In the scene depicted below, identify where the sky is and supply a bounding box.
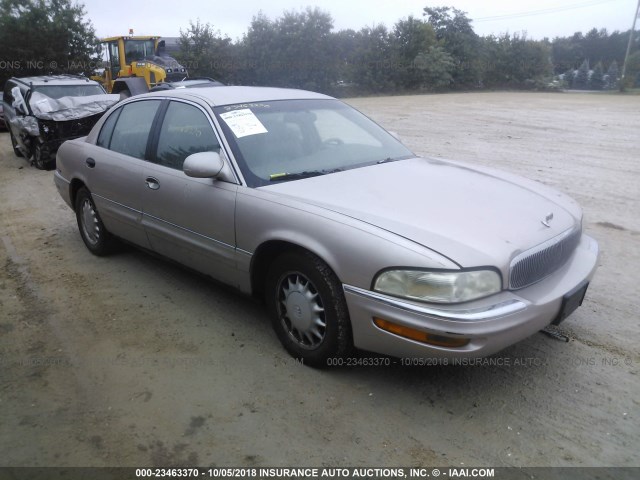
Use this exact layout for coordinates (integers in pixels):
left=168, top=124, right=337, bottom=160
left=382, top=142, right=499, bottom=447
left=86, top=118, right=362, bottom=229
left=80, top=0, right=639, bottom=41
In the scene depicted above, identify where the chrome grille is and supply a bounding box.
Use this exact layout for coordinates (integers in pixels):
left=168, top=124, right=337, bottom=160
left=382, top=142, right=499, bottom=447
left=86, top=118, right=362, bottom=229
left=509, top=228, right=582, bottom=289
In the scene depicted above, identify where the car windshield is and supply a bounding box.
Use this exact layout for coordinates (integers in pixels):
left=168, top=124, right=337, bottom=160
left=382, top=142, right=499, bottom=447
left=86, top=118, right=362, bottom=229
left=32, top=84, right=105, bottom=99
left=214, top=99, right=414, bottom=187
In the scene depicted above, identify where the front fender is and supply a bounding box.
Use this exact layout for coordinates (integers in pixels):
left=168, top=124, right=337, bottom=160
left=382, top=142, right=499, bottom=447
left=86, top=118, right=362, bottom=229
left=235, top=188, right=458, bottom=290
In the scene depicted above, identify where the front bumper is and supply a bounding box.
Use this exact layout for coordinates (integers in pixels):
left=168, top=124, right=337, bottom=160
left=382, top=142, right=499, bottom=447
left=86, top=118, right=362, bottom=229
left=343, top=234, right=599, bottom=359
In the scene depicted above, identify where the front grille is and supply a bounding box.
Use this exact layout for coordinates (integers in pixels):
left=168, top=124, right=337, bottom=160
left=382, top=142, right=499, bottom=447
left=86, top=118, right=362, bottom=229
left=41, top=112, right=103, bottom=140
left=165, top=72, right=187, bottom=82
left=509, top=228, right=582, bottom=289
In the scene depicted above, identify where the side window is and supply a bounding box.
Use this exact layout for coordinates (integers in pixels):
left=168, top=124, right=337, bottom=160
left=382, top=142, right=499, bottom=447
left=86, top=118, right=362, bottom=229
left=96, top=107, right=122, bottom=148
left=109, top=100, right=160, bottom=159
left=108, top=41, right=121, bottom=79
left=155, top=102, right=220, bottom=170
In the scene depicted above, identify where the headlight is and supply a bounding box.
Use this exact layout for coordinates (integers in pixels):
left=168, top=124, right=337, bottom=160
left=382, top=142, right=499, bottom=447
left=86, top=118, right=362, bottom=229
left=373, top=269, right=501, bottom=304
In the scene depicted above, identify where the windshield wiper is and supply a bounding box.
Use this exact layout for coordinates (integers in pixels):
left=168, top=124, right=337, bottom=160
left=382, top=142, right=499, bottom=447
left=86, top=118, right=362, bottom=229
left=376, top=155, right=414, bottom=165
left=377, top=157, right=400, bottom=164
left=269, top=168, right=342, bottom=182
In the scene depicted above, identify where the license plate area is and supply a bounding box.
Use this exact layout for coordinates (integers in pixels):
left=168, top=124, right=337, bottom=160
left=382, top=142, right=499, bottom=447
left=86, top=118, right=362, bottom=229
left=552, top=281, right=589, bottom=325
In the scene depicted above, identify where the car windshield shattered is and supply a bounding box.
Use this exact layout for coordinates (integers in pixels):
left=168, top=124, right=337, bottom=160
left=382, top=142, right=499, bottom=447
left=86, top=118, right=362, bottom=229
left=214, top=99, right=414, bottom=187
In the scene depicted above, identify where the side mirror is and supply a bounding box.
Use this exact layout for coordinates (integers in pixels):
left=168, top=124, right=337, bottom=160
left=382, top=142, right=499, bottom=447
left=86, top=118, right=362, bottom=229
left=183, top=151, right=224, bottom=178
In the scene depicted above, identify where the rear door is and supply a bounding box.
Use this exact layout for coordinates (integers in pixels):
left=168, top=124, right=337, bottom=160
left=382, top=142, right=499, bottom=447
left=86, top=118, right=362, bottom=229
left=140, top=99, right=238, bottom=282
left=87, top=99, right=162, bottom=248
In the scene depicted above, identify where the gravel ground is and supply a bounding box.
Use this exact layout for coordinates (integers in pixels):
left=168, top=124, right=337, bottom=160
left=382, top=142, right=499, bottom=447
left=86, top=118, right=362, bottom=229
left=0, top=91, right=638, bottom=471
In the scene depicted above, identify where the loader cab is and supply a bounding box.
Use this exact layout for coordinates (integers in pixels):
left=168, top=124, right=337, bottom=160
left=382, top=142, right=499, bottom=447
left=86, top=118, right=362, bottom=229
left=124, top=38, right=156, bottom=64
left=105, top=40, right=122, bottom=81
left=97, top=35, right=188, bottom=96
left=103, top=37, right=158, bottom=80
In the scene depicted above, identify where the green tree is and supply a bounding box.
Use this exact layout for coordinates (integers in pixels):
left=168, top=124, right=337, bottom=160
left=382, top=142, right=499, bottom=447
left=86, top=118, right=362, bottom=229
left=550, top=28, right=637, bottom=75
left=481, top=33, right=552, bottom=88
left=573, top=59, right=590, bottom=89
left=239, top=8, right=338, bottom=92
left=236, top=11, right=274, bottom=86
left=0, top=0, right=100, bottom=87
left=563, top=67, right=575, bottom=88
left=347, top=24, right=396, bottom=93
left=413, top=46, right=455, bottom=89
left=177, top=20, right=235, bottom=81
left=423, top=6, right=481, bottom=87
left=622, top=51, right=640, bottom=89
left=589, top=62, right=604, bottom=90
left=332, top=28, right=358, bottom=85
left=605, top=60, right=619, bottom=89
left=391, top=15, right=455, bottom=91
left=551, top=33, right=585, bottom=74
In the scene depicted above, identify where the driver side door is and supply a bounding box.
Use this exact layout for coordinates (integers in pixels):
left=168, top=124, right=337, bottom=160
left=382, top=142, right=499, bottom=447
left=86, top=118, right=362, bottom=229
left=141, top=100, right=239, bottom=284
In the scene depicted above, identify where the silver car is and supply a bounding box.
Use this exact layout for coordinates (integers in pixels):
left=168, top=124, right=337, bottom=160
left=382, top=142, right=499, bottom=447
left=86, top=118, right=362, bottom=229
left=54, top=87, right=599, bottom=367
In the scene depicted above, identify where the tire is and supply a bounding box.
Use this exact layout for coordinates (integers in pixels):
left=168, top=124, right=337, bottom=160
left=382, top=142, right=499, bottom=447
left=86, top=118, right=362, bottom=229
left=33, top=143, right=49, bottom=170
left=265, top=250, right=352, bottom=367
left=75, top=187, right=116, bottom=256
left=9, top=130, right=23, bottom=157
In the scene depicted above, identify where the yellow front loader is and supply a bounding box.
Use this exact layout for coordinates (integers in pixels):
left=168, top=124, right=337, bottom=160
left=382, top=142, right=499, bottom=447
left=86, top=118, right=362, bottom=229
left=93, top=34, right=188, bottom=98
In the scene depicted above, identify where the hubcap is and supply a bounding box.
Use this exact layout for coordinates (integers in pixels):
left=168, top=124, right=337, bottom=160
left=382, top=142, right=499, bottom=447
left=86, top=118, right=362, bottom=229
left=277, top=273, right=326, bottom=349
left=81, top=198, right=100, bottom=246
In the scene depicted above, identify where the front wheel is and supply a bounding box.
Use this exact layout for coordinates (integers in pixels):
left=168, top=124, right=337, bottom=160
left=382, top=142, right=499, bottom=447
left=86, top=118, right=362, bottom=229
left=265, top=251, right=352, bottom=367
left=9, top=130, right=23, bottom=157
left=75, top=187, right=116, bottom=256
left=33, top=143, right=50, bottom=170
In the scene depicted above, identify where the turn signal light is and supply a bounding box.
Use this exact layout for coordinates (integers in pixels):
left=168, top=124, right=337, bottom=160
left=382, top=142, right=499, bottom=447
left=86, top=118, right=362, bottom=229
left=373, top=317, right=470, bottom=348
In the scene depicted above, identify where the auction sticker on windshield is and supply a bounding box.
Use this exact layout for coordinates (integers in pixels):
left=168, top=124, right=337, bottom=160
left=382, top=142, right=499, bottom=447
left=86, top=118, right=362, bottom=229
left=219, top=109, right=268, bottom=138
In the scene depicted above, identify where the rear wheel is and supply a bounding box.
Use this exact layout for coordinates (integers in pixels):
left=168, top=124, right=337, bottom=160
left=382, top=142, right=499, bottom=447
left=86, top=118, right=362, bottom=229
left=9, top=130, right=23, bottom=157
left=265, top=251, right=352, bottom=367
left=75, top=187, right=116, bottom=256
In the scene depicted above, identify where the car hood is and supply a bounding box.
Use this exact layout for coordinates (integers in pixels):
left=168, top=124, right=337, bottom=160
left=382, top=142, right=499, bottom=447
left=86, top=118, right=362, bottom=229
left=261, top=157, right=580, bottom=270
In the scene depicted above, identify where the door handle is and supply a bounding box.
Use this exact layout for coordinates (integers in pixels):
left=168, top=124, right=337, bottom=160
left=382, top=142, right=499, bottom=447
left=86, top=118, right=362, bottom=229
left=86, top=157, right=96, bottom=168
left=145, top=177, right=160, bottom=190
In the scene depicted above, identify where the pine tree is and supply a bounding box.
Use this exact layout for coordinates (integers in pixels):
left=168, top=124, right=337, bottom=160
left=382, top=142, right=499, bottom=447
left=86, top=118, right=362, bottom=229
left=573, top=59, right=590, bottom=89
left=589, top=62, right=605, bottom=90
left=563, top=68, right=575, bottom=88
left=605, top=60, right=619, bottom=89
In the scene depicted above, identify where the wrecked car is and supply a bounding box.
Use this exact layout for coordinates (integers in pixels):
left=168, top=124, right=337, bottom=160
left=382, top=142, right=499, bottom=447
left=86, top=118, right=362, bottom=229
left=2, top=75, right=119, bottom=169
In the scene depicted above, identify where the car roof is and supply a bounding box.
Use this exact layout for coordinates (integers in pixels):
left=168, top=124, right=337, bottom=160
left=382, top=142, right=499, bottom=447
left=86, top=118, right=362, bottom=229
left=140, top=85, right=334, bottom=106
left=148, top=78, right=225, bottom=92
left=169, top=78, right=224, bottom=87
left=10, top=75, right=101, bottom=87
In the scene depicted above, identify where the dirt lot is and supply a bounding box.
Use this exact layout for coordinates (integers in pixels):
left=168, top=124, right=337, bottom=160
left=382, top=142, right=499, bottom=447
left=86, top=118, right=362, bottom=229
left=0, top=92, right=638, bottom=470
